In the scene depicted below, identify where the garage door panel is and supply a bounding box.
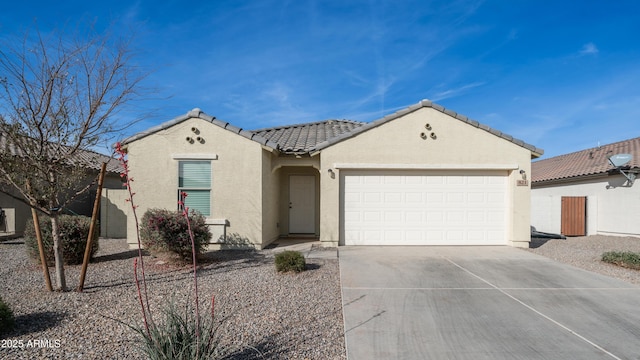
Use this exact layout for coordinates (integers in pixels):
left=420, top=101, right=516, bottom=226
left=447, top=230, right=464, bottom=241
left=446, top=211, right=465, bottom=224
left=487, top=192, right=505, bottom=203
left=406, top=193, right=424, bottom=203
left=467, top=211, right=486, bottom=222
left=364, top=176, right=382, bottom=184
left=447, top=192, right=465, bottom=203
left=343, top=172, right=507, bottom=245
left=427, top=193, right=444, bottom=203
left=344, top=211, right=362, bottom=223
left=405, top=211, right=423, bottom=223
left=385, top=192, right=402, bottom=203
left=363, top=211, right=381, bottom=222
left=426, top=212, right=444, bottom=223
left=467, top=176, right=485, bottom=185
left=363, top=192, right=381, bottom=204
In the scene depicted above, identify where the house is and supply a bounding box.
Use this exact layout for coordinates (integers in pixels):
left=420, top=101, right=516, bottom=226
left=0, top=132, right=124, bottom=238
left=119, top=100, right=542, bottom=249
left=531, top=137, right=640, bottom=237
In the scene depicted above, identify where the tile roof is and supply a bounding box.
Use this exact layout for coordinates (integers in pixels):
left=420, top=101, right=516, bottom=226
left=120, top=108, right=281, bottom=150
left=0, top=132, right=122, bottom=174
left=121, top=99, right=543, bottom=157
left=252, top=120, right=365, bottom=154
left=532, top=137, right=640, bottom=184
left=310, top=100, right=544, bottom=157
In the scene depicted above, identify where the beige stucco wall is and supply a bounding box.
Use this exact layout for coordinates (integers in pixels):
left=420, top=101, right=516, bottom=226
left=124, top=117, right=267, bottom=249
left=0, top=191, right=29, bottom=236
left=532, top=174, right=640, bottom=237
left=318, top=107, right=534, bottom=247
left=261, top=150, right=280, bottom=245
left=101, top=188, right=128, bottom=238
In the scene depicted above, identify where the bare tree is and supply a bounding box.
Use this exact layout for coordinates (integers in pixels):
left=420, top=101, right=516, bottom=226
left=0, top=24, right=146, bottom=291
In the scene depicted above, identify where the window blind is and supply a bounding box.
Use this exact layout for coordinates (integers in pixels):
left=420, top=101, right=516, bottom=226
left=178, top=161, right=211, bottom=216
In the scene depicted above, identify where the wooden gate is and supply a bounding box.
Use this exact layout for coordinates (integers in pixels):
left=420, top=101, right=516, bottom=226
left=561, top=196, right=587, bottom=236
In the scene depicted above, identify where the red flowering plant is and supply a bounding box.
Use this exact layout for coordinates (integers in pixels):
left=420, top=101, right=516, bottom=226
left=114, top=142, right=221, bottom=359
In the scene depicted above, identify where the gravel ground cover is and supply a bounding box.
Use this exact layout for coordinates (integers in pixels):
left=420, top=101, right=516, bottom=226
left=0, top=238, right=346, bottom=359
left=526, top=235, right=640, bottom=285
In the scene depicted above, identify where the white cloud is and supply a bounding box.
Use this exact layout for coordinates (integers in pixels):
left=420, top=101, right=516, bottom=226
left=431, top=82, right=485, bottom=102
left=579, top=42, right=599, bottom=55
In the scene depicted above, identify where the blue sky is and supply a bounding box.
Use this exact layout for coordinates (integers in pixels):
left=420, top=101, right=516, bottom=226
left=2, top=0, right=639, bottom=159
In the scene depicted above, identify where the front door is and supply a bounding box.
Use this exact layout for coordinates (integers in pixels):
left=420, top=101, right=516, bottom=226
left=289, top=175, right=316, bottom=234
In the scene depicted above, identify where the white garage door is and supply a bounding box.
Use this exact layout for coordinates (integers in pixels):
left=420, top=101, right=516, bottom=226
left=343, top=171, right=508, bottom=245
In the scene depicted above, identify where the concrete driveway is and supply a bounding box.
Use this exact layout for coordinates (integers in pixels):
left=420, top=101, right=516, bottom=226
left=339, top=246, right=640, bottom=360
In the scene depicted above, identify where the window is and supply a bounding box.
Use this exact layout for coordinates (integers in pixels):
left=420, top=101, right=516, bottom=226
left=178, top=160, right=211, bottom=216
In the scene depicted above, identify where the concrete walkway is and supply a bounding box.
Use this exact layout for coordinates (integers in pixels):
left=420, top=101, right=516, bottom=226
left=265, top=238, right=338, bottom=259
left=339, top=246, right=640, bottom=360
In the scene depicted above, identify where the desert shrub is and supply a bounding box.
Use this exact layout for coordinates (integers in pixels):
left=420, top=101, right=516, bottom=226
left=24, top=214, right=99, bottom=266
left=0, top=295, right=15, bottom=336
left=131, top=298, right=224, bottom=360
left=140, top=208, right=211, bottom=261
left=602, top=251, right=640, bottom=270
left=275, top=250, right=306, bottom=273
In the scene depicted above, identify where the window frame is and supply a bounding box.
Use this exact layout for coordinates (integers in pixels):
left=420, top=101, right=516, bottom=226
left=177, top=160, right=212, bottom=216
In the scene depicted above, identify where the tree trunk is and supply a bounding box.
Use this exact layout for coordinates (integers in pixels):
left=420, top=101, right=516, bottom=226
left=50, top=214, right=67, bottom=291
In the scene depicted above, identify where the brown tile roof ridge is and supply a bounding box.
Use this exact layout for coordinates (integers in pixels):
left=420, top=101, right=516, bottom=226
left=532, top=136, right=640, bottom=184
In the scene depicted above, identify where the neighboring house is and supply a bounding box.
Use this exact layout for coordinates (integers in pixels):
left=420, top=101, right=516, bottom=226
left=531, top=137, right=640, bottom=237
left=0, top=132, right=124, bottom=238
left=120, top=100, right=542, bottom=249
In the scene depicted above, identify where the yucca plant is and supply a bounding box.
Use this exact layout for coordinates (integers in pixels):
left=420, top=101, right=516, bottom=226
left=130, top=296, right=222, bottom=360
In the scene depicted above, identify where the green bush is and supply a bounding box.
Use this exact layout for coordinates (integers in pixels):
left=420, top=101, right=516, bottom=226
left=602, top=251, right=640, bottom=270
left=0, top=295, right=15, bottom=336
left=24, top=214, right=99, bottom=266
left=140, top=209, right=211, bottom=261
left=275, top=250, right=306, bottom=273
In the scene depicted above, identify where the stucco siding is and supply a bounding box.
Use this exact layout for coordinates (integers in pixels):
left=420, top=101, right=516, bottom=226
left=532, top=174, right=640, bottom=237
left=319, top=107, right=533, bottom=247
left=0, top=191, right=30, bottom=236
left=125, top=117, right=265, bottom=249
left=261, top=151, right=280, bottom=246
